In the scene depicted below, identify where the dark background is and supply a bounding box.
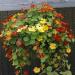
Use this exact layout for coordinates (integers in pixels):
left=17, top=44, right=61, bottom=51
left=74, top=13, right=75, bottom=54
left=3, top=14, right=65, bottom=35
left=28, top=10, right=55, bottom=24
left=0, top=7, right=75, bottom=75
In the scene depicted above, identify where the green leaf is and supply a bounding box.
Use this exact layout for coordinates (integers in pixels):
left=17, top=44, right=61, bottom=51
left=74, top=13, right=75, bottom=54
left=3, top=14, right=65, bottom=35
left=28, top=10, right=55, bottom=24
left=47, top=72, right=52, bottom=75
left=67, top=64, right=71, bottom=70
left=41, top=55, right=48, bottom=63
left=31, top=33, right=38, bottom=40
left=16, top=20, right=25, bottom=27
left=62, top=71, right=72, bottom=75
left=29, top=39, right=35, bottom=44
left=12, top=52, right=17, bottom=60
left=52, top=71, right=59, bottom=75
left=23, top=37, right=29, bottom=41
left=41, top=42, right=45, bottom=47
left=12, top=60, right=18, bottom=66
left=47, top=66, right=52, bottom=72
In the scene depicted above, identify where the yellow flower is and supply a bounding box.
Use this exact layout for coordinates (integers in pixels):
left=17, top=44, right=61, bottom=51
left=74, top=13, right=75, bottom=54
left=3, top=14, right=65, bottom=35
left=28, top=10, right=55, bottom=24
left=36, top=24, right=44, bottom=32
left=17, top=29, right=22, bottom=32
left=28, top=26, right=36, bottom=32
left=43, top=25, right=49, bottom=31
left=66, top=48, right=71, bottom=54
left=49, top=43, right=57, bottom=49
left=33, top=67, right=41, bottom=74
left=37, top=36, right=43, bottom=41
left=6, top=31, right=12, bottom=36
left=40, top=18, right=46, bottom=24
left=36, top=24, right=49, bottom=32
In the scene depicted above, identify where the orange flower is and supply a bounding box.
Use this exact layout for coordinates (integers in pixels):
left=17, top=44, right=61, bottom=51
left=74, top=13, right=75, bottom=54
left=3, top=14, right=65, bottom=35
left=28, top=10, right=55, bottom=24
left=55, top=13, right=64, bottom=18
left=0, top=33, right=3, bottom=38
left=5, top=36, right=11, bottom=41
left=7, top=15, right=13, bottom=20
left=39, top=3, right=54, bottom=12
left=20, top=63, right=25, bottom=67
left=2, top=44, right=7, bottom=49
left=38, top=53, right=45, bottom=58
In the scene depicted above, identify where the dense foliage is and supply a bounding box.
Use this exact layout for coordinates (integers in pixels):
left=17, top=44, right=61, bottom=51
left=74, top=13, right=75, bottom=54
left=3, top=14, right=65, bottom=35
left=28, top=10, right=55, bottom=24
left=0, top=3, right=75, bottom=75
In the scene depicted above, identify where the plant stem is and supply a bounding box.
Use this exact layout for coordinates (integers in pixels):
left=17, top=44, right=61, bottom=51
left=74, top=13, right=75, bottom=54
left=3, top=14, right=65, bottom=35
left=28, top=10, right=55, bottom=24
left=20, top=67, right=23, bottom=75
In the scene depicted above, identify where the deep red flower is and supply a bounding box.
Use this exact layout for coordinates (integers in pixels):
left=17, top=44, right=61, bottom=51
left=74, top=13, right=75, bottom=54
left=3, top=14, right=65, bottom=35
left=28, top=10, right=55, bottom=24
left=12, top=31, right=18, bottom=36
left=61, top=21, right=70, bottom=28
left=56, top=27, right=66, bottom=33
left=31, top=4, right=36, bottom=8
left=54, top=34, right=61, bottom=42
left=64, top=41, right=69, bottom=45
left=15, top=70, right=20, bottom=75
left=61, top=21, right=67, bottom=26
left=24, top=70, right=30, bottom=75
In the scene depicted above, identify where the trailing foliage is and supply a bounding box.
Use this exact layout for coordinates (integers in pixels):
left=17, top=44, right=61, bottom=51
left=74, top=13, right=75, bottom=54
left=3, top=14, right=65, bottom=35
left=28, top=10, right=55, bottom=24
left=0, top=3, right=75, bottom=75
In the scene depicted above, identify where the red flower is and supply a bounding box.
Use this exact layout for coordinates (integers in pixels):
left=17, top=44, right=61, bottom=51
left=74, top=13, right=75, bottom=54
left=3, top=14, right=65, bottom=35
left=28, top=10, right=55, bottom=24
left=31, top=4, right=36, bottom=8
left=54, top=34, right=61, bottom=42
left=2, top=19, right=9, bottom=25
left=7, top=15, right=13, bottom=20
left=61, top=21, right=70, bottom=28
left=56, top=27, right=66, bottom=33
left=15, top=70, right=20, bottom=75
left=12, top=31, right=18, bottom=36
left=67, top=33, right=74, bottom=39
left=24, top=70, right=30, bottom=75
left=64, top=41, right=69, bottom=45
left=55, top=13, right=64, bottom=18
left=16, top=39, right=23, bottom=47
left=5, top=48, right=12, bottom=61
left=61, top=21, right=67, bottom=26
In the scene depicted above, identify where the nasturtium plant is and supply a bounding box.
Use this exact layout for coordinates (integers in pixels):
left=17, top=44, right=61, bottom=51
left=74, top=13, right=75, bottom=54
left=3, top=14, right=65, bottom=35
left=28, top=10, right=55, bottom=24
left=0, top=3, right=75, bottom=75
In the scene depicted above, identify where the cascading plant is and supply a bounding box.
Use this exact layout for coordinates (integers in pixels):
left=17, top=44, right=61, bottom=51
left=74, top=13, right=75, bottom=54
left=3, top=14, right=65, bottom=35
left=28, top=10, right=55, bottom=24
left=0, top=3, right=75, bottom=75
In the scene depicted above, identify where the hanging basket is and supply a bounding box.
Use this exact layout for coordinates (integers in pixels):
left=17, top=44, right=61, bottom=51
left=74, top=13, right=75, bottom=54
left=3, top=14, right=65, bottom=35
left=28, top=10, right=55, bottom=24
left=0, top=3, right=75, bottom=75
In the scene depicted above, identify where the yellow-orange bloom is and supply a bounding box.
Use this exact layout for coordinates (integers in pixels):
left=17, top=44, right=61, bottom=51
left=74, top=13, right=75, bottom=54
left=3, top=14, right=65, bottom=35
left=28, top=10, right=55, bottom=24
left=40, top=18, right=46, bottom=24
left=6, top=31, right=12, bottom=36
left=66, top=48, right=71, bottom=54
left=5, top=36, right=11, bottom=41
left=28, top=26, right=36, bottom=32
left=33, top=67, right=41, bottom=73
left=49, top=43, right=57, bottom=49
